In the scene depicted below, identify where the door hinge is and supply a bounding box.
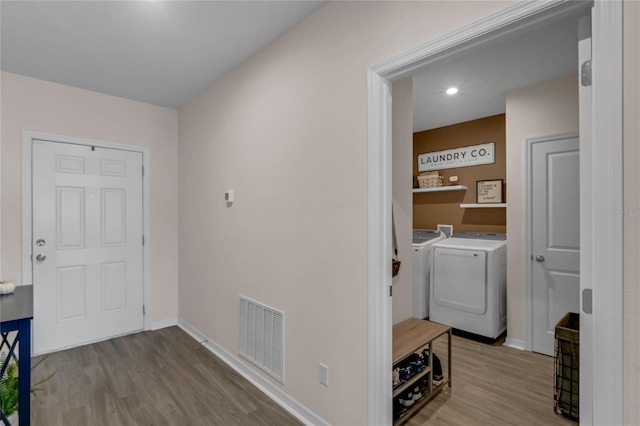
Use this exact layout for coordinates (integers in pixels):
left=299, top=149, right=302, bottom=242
left=389, top=286, right=393, bottom=297
left=142, top=166, right=145, bottom=177
left=143, top=305, right=146, bottom=315
left=142, top=235, right=145, bottom=246
left=581, top=60, right=592, bottom=87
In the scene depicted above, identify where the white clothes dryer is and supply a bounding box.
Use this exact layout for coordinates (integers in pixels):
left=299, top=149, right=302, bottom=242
left=411, top=229, right=445, bottom=319
left=430, top=232, right=507, bottom=339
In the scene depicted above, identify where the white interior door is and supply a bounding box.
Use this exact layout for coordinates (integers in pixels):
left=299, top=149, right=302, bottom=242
left=531, top=135, right=580, bottom=356
left=32, top=140, right=144, bottom=354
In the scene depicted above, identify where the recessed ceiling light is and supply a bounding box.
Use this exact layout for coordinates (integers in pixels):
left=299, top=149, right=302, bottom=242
left=446, top=87, right=458, bottom=95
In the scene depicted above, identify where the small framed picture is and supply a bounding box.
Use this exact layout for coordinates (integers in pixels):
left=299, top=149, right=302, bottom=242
left=476, top=179, right=503, bottom=204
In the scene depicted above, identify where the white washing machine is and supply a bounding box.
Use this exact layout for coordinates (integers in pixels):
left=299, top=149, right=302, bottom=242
left=430, top=232, right=507, bottom=339
left=412, top=229, right=445, bottom=319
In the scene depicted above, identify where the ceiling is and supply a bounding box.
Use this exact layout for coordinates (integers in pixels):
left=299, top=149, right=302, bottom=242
left=0, top=0, right=326, bottom=109
left=413, top=17, right=579, bottom=132
left=2, top=2, right=579, bottom=121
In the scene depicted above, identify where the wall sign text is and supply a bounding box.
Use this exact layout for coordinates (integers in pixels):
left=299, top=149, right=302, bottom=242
left=418, top=142, right=495, bottom=172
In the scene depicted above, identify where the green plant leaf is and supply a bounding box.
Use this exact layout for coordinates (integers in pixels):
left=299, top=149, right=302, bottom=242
left=0, top=353, right=57, bottom=417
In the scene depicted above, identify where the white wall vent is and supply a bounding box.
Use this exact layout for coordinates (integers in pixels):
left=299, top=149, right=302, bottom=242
left=239, top=296, right=284, bottom=383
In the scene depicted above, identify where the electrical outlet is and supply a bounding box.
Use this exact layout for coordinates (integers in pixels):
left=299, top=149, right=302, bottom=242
left=319, top=363, right=329, bottom=387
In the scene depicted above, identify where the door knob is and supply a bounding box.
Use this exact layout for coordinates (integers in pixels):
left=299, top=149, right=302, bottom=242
left=535, top=255, right=545, bottom=262
left=35, top=254, right=47, bottom=262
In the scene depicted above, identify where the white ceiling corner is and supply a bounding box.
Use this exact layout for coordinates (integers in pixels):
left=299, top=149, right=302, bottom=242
left=1, top=0, right=327, bottom=109
left=1, top=1, right=579, bottom=124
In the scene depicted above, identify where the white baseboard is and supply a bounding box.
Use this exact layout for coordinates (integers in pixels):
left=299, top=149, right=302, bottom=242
left=150, top=317, right=178, bottom=331
left=176, top=318, right=207, bottom=343
left=176, top=318, right=328, bottom=426
left=503, top=337, right=526, bottom=351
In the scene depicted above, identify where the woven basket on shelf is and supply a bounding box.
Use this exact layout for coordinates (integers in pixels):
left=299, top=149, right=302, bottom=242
left=417, top=174, right=443, bottom=188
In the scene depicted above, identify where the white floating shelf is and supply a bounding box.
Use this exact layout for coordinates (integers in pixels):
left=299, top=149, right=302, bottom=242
left=412, top=185, right=467, bottom=193
left=460, top=203, right=507, bottom=208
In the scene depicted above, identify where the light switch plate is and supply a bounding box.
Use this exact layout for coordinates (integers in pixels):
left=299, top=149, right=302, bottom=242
left=319, top=363, right=329, bottom=387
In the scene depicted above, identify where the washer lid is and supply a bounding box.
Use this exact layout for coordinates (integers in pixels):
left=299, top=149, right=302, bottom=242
left=432, top=237, right=507, bottom=250
left=412, top=229, right=441, bottom=245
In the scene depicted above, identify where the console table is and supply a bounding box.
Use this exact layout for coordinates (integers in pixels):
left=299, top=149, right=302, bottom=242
left=0, top=286, right=33, bottom=426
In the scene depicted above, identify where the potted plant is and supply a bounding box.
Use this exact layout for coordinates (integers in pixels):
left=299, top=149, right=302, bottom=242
left=0, top=355, right=56, bottom=425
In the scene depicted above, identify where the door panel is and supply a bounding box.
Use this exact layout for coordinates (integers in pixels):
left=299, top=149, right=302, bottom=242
left=102, top=189, right=126, bottom=246
left=547, top=271, right=580, bottom=329
left=57, top=266, right=86, bottom=321
left=56, top=155, right=85, bottom=173
left=102, top=262, right=127, bottom=313
left=101, top=159, right=126, bottom=176
left=548, top=153, right=580, bottom=250
left=32, top=140, right=144, bottom=354
left=57, top=187, right=85, bottom=248
left=532, top=136, right=580, bottom=355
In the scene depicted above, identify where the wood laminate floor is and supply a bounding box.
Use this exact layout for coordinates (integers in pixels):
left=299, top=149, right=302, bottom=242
left=30, top=326, right=301, bottom=426
left=31, top=327, right=576, bottom=426
left=403, top=333, right=576, bottom=426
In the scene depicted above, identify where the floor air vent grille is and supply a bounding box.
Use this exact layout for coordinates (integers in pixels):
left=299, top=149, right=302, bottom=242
left=239, top=296, right=284, bottom=383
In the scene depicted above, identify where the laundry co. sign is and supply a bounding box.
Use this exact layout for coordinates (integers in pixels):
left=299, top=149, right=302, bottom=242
left=418, top=142, right=495, bottom=172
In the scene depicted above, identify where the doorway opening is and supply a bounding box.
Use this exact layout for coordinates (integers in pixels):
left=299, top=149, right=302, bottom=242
left=368, top=1, right=623, bottom=425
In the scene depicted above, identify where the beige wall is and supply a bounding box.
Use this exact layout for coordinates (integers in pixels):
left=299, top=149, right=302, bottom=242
left=624, top=0, right=640, bottom=423
left=178, top=1, right=512, bottom=424
left=392, top=77, right=414, bottom=325
left=505, top=73, right=579, bottom=344
left=0, top=2, right=634, bottom=422
left=0, top=72, right=180, bottom=323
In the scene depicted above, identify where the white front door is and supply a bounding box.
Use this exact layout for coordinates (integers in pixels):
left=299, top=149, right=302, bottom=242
left=531, top=135, right=580, bottom=355
left=32, top=140, right=144, bottom=354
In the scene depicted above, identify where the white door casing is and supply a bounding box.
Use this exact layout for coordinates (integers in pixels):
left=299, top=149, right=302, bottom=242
left=530, top=134, right=580, bottom=356
left=590, top=3, right=623, bottom=424
left=578, top=32, right=594, bottom=426
left=367, top=1, right=621, bottom=424
left=31, top=140, right=144, bottom=354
